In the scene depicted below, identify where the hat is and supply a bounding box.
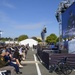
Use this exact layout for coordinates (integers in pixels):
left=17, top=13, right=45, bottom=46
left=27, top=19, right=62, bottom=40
left=2, top=50, right=6, bottom=53
left=0, top=50, right=6, bottom=54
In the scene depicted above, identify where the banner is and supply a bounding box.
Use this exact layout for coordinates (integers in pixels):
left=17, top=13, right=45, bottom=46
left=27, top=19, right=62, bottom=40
left=62, top=2, right=75, bottom=38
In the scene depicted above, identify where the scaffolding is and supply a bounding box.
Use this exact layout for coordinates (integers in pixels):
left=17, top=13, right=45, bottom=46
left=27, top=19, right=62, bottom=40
left=55, top=0, right=75, bottom=49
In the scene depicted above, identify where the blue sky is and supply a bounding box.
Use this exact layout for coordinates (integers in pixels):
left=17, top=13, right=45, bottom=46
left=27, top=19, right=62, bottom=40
left=0, top=0, right=62, bottom=38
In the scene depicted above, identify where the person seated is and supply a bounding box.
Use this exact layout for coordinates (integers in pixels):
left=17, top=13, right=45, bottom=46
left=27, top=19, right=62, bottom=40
left=0, top=49, right=16, bottom=75
left=12, top=47, right=23, bottom=68
left=4, top=54, right=22, bottom=74
left=19, top=46, right=26, bottom=61
left=5, top=49, right=22, bottom=68
left=1, top=47, right=22, bottom=74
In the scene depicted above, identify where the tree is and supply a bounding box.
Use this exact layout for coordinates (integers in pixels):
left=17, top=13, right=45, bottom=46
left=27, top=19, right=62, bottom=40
left=14, top=37, right=18, bottom=41
left=31, top=37, right=42, bottom=42
left=37, top=39, right=42, bottom=42
left=8, top=37, right=13, bottom=41
left=46, top=33, right=57, bottom=44
left=0, top=37, right=6, bottom=41
left=18, top=35, right=28, bottom=41
left=56, top=35, right=63, bottom=42
left=0, top=37, right=13, bottom=41
left=56, top=37, right=59, bottom=42
left=31, top=37, right=37, bottom=40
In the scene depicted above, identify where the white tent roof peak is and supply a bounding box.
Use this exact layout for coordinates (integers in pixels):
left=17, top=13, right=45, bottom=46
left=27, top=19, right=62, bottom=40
left=19, top=39, right=38, bottom=47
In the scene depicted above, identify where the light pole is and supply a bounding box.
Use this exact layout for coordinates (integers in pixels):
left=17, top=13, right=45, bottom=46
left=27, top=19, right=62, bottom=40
left=0, top=30, right=2, bottom=39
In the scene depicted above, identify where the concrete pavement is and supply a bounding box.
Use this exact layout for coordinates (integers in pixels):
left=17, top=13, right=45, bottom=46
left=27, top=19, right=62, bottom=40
left=20, top=48, right=75, bottom=75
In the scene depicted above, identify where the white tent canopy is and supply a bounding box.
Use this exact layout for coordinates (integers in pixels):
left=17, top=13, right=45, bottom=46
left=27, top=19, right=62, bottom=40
left=19, top=39, right=38, bottom=47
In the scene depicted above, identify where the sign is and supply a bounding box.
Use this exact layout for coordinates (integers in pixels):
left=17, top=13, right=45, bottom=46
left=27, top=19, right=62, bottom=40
left=68, top=39, right=75, bottom=54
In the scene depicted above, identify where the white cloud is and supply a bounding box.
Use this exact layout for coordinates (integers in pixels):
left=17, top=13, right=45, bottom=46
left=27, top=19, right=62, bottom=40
left=3, top=2, right=15, bottom=9
left=0, top=0, right=16, bottom=9
left=0, top=11, right=16, bottom=25
left=0, top=12, right=47, bottom=30
left=0, top=11, right=52, bottom=31
left=0, top=12, right=8, bottom=22
left=15, top=21, right=50, bottom=30
left=15, top=23, right=42, bottom=30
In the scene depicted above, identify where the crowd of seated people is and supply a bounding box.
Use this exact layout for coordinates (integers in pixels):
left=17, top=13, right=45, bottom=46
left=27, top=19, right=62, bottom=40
left=0, top=44, right=29, bottom=75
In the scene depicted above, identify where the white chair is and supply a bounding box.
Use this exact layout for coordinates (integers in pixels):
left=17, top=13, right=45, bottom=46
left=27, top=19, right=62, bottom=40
left=0, top=70, right=7, bottom=75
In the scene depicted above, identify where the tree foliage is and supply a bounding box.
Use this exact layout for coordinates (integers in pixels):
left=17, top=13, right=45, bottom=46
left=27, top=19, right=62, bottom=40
left=56, top=35, right=63, bottom=42
left=46, top=33, right=57, bottom=44
left=18, top=35, right=28, bottom=41
left=56, top=37, right=59, bottom=42
left=31, top=37, right=37, bottom=40
left=14, top=37, right=18, bottom=41
left=37, top=39, right=42, bottom=42
left=0, top=37, right=13, bottom=41
left=31, top=37, right=42, bottom=42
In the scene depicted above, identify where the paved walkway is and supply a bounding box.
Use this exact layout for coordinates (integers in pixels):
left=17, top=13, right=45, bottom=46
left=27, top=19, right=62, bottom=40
left=19, top=48, right=75, bottom=75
